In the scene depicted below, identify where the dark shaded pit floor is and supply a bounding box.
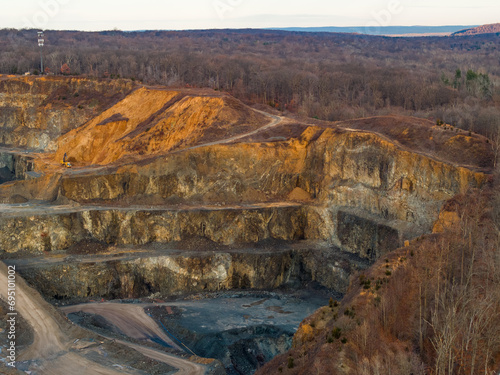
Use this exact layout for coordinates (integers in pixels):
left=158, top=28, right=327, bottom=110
left=146, top=289, right=337, bottom=375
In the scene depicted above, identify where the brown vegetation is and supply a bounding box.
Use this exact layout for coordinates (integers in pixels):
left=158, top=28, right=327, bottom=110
left=1, top=28, right=499, bottom=137
left=257, top=184, right=500, bottom=374
left=453, top=23, right=500, bottom=36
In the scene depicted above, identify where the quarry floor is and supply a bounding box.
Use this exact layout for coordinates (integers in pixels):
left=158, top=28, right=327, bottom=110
left=61, top=290, right=331, bottom=375
left=64, top=291, right=330, bottom=339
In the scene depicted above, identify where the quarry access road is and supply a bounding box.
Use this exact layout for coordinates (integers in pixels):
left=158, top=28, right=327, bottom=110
left=62, top=302, right=205, bottom=375
left=0, top=146, right=41, bottom=155
left=0, top=262, right=206, bottom=374
left=0, top=262, right=127, bottom=375
left=62, top=302, right=182, bottom=351
left=175, top=109, right=284, bottom=152
left=116, top=340, right=205, bottom=375
left=0, top=201, right=302, bottom=218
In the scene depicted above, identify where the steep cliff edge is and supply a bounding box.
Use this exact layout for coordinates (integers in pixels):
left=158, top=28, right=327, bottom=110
left=0, top=76, right=495, bottom=374
left=0, top=75, right=135, bottom=150
left=0, top=76, right=493, bottom=297
left=53, top=123, right=488, bottom=253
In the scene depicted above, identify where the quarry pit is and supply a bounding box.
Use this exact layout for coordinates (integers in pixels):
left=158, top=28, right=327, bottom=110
left=0, top=75, right=493, bottom=374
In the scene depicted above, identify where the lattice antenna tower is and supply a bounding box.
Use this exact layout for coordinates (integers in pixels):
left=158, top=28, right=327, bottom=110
left=38, top=31, right=44, bottom=74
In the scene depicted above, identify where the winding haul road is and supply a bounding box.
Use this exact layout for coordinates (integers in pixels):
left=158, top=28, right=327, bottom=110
left=177, top=109, right=284, bottom=152
left=0, top=262, right=126, bottom=374
left=0, top=262, right=205, bottom=374
left=108, top=339, right=204, bottom=375
left=61, top=302, right=207, bottom=375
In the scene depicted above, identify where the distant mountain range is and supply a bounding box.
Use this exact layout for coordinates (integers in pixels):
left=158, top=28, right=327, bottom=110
left=452, top=23, right=500, bottom=36
left=270, top=25, right=477, bottom=36
left=129, top=23, right=499, bottom=37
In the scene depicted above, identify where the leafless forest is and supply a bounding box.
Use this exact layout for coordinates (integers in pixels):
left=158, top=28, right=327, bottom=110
left=2, top=27, right=500, bottom=374
left=1, top=28, right=499, bottom=136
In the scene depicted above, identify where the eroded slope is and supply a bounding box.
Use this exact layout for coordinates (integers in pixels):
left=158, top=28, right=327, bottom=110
left=52, top=87, right=269, bottom=165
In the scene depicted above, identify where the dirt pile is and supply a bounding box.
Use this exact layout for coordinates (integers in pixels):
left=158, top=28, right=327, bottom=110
left=53, top=87, right=268, bottom=165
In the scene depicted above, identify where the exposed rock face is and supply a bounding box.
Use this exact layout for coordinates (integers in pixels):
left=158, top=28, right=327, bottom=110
left=0, top=152, right=15, bottom=183
left=337, top=209, right=400, bottom=260
left=59, top=129, right=487, bottom=218
left=0, top=151, right=37, bottom=183
left=54, top=127, right=487, bottom=256
left=0, top=76, right=134, bottom=150
left=13, top=245, right=359, bottom=301
left=0, top=77, right=493, bottom=302
left=0, top=205, right=317, bottom=253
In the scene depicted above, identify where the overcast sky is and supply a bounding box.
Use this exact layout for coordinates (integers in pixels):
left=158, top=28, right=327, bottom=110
left=1, top=0, right=498, bottom=31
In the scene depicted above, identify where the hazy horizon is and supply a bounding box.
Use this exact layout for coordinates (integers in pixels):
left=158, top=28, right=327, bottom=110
left=1, top=0, right=498, bottom=32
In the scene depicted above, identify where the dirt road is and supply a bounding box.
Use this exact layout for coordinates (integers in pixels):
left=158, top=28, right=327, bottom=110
left=0, top=201, right=302, bottom=219
left=0, top=262, right=205, bottom=374
left=0, top=262, right=126, bottom=375
left=177, top=109, right=284, bottom=152
left=62, top=302, right=182, bottom=350
left=62, top=302, right=205, bottom=374
left=115, top=340, right=204, bottom=375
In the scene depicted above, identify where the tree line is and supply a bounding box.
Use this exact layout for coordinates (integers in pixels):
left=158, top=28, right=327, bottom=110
left=0, top=28, right=498, bottom=135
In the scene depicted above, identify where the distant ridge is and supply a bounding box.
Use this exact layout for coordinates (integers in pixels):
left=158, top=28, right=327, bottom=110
left=452, top=23, right=500, bottom=36
left=270, top=25, right=476, bottom=36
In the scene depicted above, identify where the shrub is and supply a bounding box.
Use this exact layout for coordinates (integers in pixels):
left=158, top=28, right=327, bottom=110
left=332, top=327, right=342, bottom=339
left=344, top=307, right=356, bottom=319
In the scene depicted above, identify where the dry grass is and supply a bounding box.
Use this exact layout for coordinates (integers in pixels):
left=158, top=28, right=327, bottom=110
left=258, top=187, right=500, bottom=375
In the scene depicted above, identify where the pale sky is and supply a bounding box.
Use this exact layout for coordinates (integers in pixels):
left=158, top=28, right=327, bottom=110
left=1, top=0, right=498, bottom=31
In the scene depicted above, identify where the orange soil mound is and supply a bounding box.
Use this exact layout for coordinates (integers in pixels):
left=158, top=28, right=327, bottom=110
left=287, top=187, right=312, bottom=202
left=54, top=87, right=268, bottom=165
